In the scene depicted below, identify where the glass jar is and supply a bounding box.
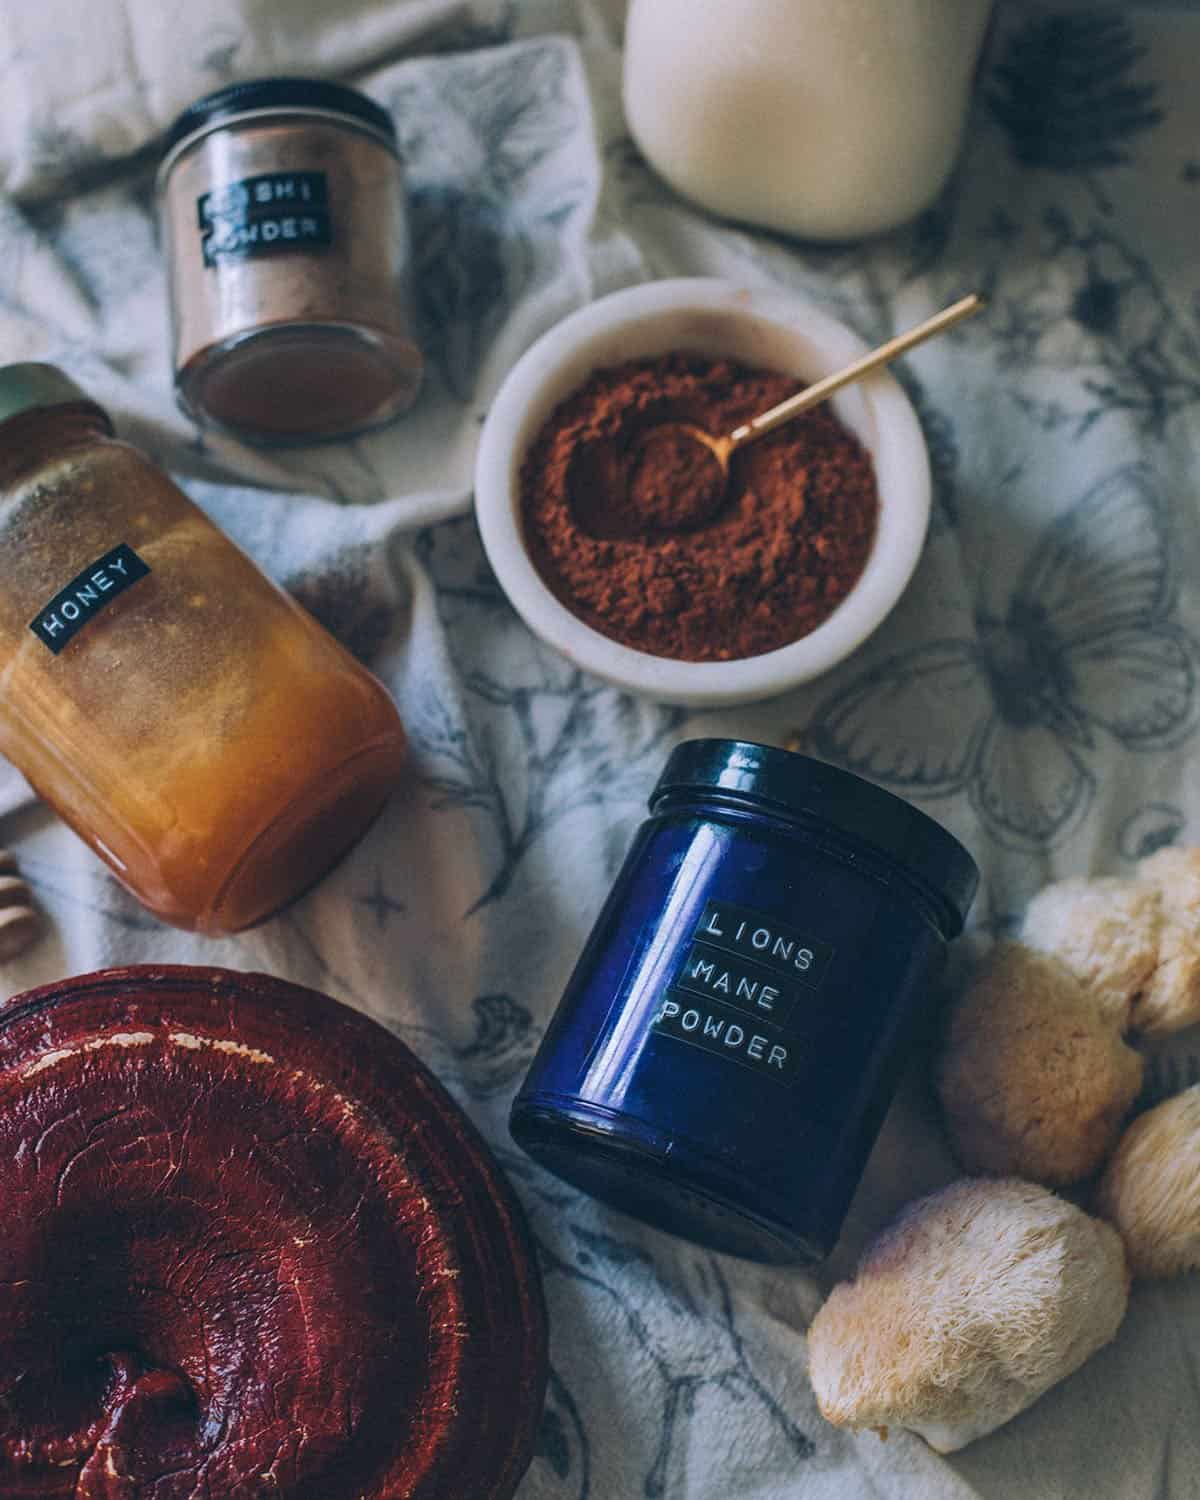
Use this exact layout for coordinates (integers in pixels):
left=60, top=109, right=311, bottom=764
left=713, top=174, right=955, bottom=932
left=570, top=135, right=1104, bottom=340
left=157, top=77, right=423, bottom=443
left=511, top=739, right=979, bottom=1263
left=623, top=0, right=994, bottom=241
left=0, top=364, right=407, bottom=932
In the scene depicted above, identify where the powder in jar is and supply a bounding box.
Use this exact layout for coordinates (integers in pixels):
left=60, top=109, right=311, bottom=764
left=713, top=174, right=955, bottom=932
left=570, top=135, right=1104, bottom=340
left=158, top=81, right=423, bottom=443
left=519, top=353, right=878, bottom=661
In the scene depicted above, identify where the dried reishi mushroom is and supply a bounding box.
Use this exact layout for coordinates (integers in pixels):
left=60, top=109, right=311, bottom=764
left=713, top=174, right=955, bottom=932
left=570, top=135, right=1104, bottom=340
left=807, top=1178, right=1129, bottom=1453
left=0, top=848, right=42, bottom=961
left=1021, top=848, right=1200, bottom=1037
left=937, top=943, right=1143, bottom=1184
left=1095, top=1083, right=1200, bottom=1278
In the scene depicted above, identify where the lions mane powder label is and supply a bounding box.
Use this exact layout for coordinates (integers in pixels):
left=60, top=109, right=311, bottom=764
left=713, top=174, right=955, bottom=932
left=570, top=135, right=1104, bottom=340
left=652, top=899, right=837, bottom=1083
left=197, top=171, right=333, bottom=266
left=30, top=544, right=151, bottom=655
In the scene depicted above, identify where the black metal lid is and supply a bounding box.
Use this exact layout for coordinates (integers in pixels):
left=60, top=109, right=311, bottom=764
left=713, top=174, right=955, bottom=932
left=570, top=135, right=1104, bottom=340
left=162, top=76, right=397, bottom=158
left=652, top=739, right=980, bottom=935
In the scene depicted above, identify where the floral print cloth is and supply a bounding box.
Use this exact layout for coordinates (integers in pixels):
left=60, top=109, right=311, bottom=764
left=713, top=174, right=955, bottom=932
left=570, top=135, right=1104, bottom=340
left=0, top=1, right=1198, bottom=1496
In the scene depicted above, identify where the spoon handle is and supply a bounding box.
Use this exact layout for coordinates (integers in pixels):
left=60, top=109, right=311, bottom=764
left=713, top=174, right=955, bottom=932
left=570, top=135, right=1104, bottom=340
left=727, top=292, right=985, bottom=448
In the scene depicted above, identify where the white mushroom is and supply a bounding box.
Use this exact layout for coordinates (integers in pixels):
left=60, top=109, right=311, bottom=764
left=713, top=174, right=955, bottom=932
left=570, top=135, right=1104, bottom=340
left=1021, top=875, right=1159, bottom=1027
left=1021, top=849, right=1200, bottom=1037
left=807, top=1178, right=1129, bottom=1453
left=937, top=943, right=1144, bottom=1185
left=1095, top=1083, right=1200, bottom=1278
left=1133, top=848, right=1200, bottom=1035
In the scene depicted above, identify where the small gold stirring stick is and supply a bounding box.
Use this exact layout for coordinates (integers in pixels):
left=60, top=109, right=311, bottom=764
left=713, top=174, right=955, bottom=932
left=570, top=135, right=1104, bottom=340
left=632, top=293, right=986, bottom=520
left=729, top=291, right=984, bottom=450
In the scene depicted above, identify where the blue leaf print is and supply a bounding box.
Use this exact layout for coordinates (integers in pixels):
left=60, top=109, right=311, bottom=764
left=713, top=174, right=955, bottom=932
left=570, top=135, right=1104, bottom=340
left=1118, top=802, right=1185, bottom=861
left=984, top=208, right=1200, bottom=435
left=987, top=9, right=1163, bottom=175
left=533, top=1366, right=591, bottom=1499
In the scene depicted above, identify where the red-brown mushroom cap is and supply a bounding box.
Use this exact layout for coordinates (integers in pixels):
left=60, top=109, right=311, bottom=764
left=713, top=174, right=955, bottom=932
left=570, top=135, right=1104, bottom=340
left=0, top=965, right=547, bottom=1499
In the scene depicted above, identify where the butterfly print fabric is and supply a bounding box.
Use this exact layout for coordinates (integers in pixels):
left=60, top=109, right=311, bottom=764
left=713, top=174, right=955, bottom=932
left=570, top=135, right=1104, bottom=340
left=0, top=3, right=1198, bottom=1500
left=808, top=466, right=1197, bottom=850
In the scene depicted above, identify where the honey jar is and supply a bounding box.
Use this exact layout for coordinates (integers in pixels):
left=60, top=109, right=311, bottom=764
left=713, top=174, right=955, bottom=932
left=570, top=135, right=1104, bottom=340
left=0, top=364, right=407, bottom=931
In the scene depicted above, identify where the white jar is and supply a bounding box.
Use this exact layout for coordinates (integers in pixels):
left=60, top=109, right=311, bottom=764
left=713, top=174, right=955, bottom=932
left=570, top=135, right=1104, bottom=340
left=622, top=0, right=993, bottom=242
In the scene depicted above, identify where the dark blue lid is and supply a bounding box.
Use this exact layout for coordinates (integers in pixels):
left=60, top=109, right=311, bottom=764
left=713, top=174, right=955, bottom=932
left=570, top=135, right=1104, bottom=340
left=163, top=76, right=396, bottom=157
left=653, top=739, right=980, bottom=934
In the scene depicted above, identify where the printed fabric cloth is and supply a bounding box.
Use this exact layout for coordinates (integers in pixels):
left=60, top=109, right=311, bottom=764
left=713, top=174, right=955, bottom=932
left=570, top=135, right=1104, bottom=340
left=1, top=0, right=1199, bottom=1496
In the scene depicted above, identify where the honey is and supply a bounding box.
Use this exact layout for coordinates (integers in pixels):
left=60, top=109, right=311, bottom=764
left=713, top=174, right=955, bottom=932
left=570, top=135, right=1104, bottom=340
left=0, top=365, right=406, bottom=931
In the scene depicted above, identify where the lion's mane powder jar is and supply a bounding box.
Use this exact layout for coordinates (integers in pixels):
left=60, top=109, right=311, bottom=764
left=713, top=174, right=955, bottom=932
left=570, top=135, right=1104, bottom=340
left=158, top=77, right=423, bottom=443
left=511, top=740, right=979, bottom=1263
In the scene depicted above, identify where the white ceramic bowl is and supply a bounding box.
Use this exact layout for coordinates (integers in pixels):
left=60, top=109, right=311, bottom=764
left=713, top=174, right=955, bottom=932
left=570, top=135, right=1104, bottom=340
left=474, top=278, right=930, bottom=707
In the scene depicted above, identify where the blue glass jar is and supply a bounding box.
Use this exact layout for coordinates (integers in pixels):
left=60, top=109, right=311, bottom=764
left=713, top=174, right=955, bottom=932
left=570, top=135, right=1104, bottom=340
left=510, top=740, right=979, bottom=1263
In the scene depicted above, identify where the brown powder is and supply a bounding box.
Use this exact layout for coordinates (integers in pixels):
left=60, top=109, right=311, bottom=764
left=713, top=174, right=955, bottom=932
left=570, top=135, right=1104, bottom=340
left=519, top=353, right=879, bottom=661
left=159, top=116, right=422, bottom=440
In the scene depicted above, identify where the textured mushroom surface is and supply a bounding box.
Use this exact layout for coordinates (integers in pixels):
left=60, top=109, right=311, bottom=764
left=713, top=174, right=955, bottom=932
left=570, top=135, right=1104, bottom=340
left=0, top=966, right=547, bottom=1499
left=1021, top=849, right=1200, bottom=1037
left=0, top=847, right=42, bottom=960
left=1021, top=875, right=1159, bottom=1026
left=937, top=943, right=1144, bottom=1185
left=1096, top=1083, right=1200, bottom=1278
left=1134, top=848, right=1200, bottom=1035
left=807, top=1178, right=1129, bottom=1453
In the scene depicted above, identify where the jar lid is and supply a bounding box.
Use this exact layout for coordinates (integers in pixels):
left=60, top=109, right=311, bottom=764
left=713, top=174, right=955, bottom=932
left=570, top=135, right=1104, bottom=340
left=0, top=362, right=112, bottom=430
left=653, top=739, right=980, bottom=933
left=0, top=965, right=548, bottom=1498
left=162, top=75, right=397, bottom=159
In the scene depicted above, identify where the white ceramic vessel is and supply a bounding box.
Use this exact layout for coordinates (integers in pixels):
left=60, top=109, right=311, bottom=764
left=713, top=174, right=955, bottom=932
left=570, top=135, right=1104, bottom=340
left=474, top=278, right=931, bottom=708
left=623, top=0, right=994, bottom=242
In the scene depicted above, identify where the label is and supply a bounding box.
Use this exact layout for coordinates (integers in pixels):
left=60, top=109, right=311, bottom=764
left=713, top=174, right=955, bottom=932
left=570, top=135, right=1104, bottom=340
left=30, top=544, right=151, bottom=654
left=653, top=995, right=799, bottom=1082
left=693, top=900, right=833, bottom=987
left=675, top=942, right=797, bottom=1026
left=650, top=899, right=836, bottom=1083
left=197, top=172, right=332, bottom=267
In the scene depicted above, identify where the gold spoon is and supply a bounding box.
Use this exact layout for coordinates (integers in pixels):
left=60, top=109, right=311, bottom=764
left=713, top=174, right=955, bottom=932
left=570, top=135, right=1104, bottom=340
left=627, top=292, right=985, bottom=531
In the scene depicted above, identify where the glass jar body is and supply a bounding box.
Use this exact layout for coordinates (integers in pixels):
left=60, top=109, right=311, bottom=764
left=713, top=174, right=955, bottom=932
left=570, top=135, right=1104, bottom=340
left=511, top=794, right=951, bottom=1262
left=159, top=112, right=423, bottom=443
left=0, top=418, right=406, bottom=931
left=623, top=0, right=994, bottom=241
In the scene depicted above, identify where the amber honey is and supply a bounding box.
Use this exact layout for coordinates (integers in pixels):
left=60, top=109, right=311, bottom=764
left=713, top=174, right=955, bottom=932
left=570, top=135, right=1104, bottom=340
left=0, top=369, right=406, bottom=932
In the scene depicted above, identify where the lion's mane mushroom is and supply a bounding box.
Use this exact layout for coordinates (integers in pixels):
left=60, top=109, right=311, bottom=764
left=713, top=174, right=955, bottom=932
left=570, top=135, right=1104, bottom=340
left=937, top=943, right=1144, bottom=1184
left=1021, top=876, right=1160, bottom=1026
left=1095, top=1083, right=1200, bottom=1278
left=1022, top=848, right=1200, bottom=1037
left=1134, top=849, right=1200, bottom=1035
left=807, top=1178, right=1129, bottom=1453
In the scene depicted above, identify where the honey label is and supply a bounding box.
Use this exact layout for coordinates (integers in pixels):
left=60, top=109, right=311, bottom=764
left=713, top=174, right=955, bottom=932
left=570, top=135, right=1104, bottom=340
left=651, top=899, right=835, bottom=1082
left=30, top=544, right=151, bottom=654
left=197, top=171, right=332, bottom=267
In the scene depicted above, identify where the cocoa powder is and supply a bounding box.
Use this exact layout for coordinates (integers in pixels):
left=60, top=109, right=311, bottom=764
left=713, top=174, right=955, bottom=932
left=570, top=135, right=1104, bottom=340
left=519, top=353, right=878, bottom=662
